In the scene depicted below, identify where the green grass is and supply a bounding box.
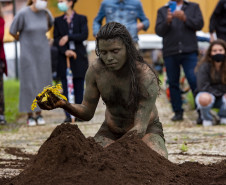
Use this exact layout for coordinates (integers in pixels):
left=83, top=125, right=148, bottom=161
left=4, top=79, right=20, bottom=123
left=186, top=91, right=195, bottom=109
left=180, top=142, right=188, bottom=153
left=158, top=74, right=164, bottom=85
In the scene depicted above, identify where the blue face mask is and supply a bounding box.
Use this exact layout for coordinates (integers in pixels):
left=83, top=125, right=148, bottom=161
left=58, top=2, right=68, bottom=12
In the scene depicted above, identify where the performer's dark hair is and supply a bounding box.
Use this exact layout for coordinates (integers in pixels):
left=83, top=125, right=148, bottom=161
left=95, top=22, right=160, bottom=112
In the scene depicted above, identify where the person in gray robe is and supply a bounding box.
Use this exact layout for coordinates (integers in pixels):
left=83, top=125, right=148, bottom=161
left=10, top=0, right=53, bottom=126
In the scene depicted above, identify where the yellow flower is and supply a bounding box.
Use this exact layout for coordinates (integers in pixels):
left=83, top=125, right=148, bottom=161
left=31, top=84, right=67, bottom=111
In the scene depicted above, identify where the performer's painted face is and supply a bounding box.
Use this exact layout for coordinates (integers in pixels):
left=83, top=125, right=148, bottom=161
left=98, top=38, right=127, bottom=71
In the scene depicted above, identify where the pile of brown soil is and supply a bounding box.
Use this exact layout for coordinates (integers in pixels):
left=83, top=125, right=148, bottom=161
left=5, top=123, right=226, bottom=185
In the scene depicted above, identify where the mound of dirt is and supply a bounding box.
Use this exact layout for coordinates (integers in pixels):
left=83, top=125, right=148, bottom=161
left=5, top=123, right=226, bottom=185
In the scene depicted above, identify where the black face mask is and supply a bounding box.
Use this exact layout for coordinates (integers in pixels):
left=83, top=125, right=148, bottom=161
left=211, top=54, right=225, bottom=63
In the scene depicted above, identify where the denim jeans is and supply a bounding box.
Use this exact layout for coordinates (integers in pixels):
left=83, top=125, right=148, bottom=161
left=195, top=92, right=226, bottom=121
left=61, top=78, right=85, bottom=118
left=93, top=0, right=149, bottom=42
left=164, top=52, right=198, bottom=113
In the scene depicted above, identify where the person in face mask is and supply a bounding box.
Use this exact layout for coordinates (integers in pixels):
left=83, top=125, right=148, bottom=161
left=195, top=39, right=226, bottom=126
left=9, top=0, right=54, bottom=126
left=35, top=0, right=47, bottom=10
left=54, top=0, right=89, bottom=123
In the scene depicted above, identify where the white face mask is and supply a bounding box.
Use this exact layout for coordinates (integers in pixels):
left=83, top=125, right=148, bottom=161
left=35, top=0, right=47, bottom=10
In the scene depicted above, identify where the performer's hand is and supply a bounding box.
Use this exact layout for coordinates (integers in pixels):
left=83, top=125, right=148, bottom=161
left=120, top=130, right=138, bottom=142
left=59, top=35, right=69, bottom=46
left=126, top=125, right=146, bottom=139
left=36, top=90, right=66, bottom=110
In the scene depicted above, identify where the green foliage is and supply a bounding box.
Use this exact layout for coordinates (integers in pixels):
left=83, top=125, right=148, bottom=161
left=212, top=108, right=219, bottom=113
left=158, top=74, right=164, bottom=85
left=180, top=142, right=188, bottom=153
left=186, top=91, right=195, bottom=109
left=182, top=135, right=190, bottom=140
left=4, top=79, right=20, bottom=123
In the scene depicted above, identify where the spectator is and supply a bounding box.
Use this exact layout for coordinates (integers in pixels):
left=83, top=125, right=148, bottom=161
left=195, top=39, right=226, bottom=126
left=93, top=0, right=150, bottom=45
left=54, top=0, right=88, bottom=123
left=209, top=0, right=226, bottom=42
left=37, top=22, right=168, bottom=158
left=10, top=0, right=53, bottom=126
left=0, top=2, right=7, bottom=125
left=155, top=0, right=204, bottom=121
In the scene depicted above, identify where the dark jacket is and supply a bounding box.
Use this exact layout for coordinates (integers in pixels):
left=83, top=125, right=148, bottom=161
left=155, top=0, right=204, bottom=57
left=54, top=12, right=88, bottom=79
left=209, top=0, right=226, bottom=40
left=196, top=62, right=226, bottom=97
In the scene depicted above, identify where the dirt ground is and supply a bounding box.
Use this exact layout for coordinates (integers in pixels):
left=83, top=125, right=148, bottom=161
left=2, top=123, right=225, bottom=185
left=0, top=91, right=226, bottom=181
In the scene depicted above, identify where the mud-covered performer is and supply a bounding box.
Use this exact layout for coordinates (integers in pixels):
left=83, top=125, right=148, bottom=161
left=37, top=22, right=168, bottom=158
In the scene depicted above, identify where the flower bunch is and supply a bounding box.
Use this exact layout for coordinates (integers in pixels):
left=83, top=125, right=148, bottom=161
left=31, top=84, right=67, bottom=111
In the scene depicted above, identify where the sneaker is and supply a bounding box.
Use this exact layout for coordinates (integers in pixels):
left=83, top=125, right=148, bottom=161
left=64, top=117, right=72, bottom=123
left=36, top=115, right=46, bottom=125
left=220, top=118, right=226, bottom=125
left=171, top=112, right=183, bottom=121
left=27, top=117, right=36, bottom=126
left=203, top=120, right=213, bottom=127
